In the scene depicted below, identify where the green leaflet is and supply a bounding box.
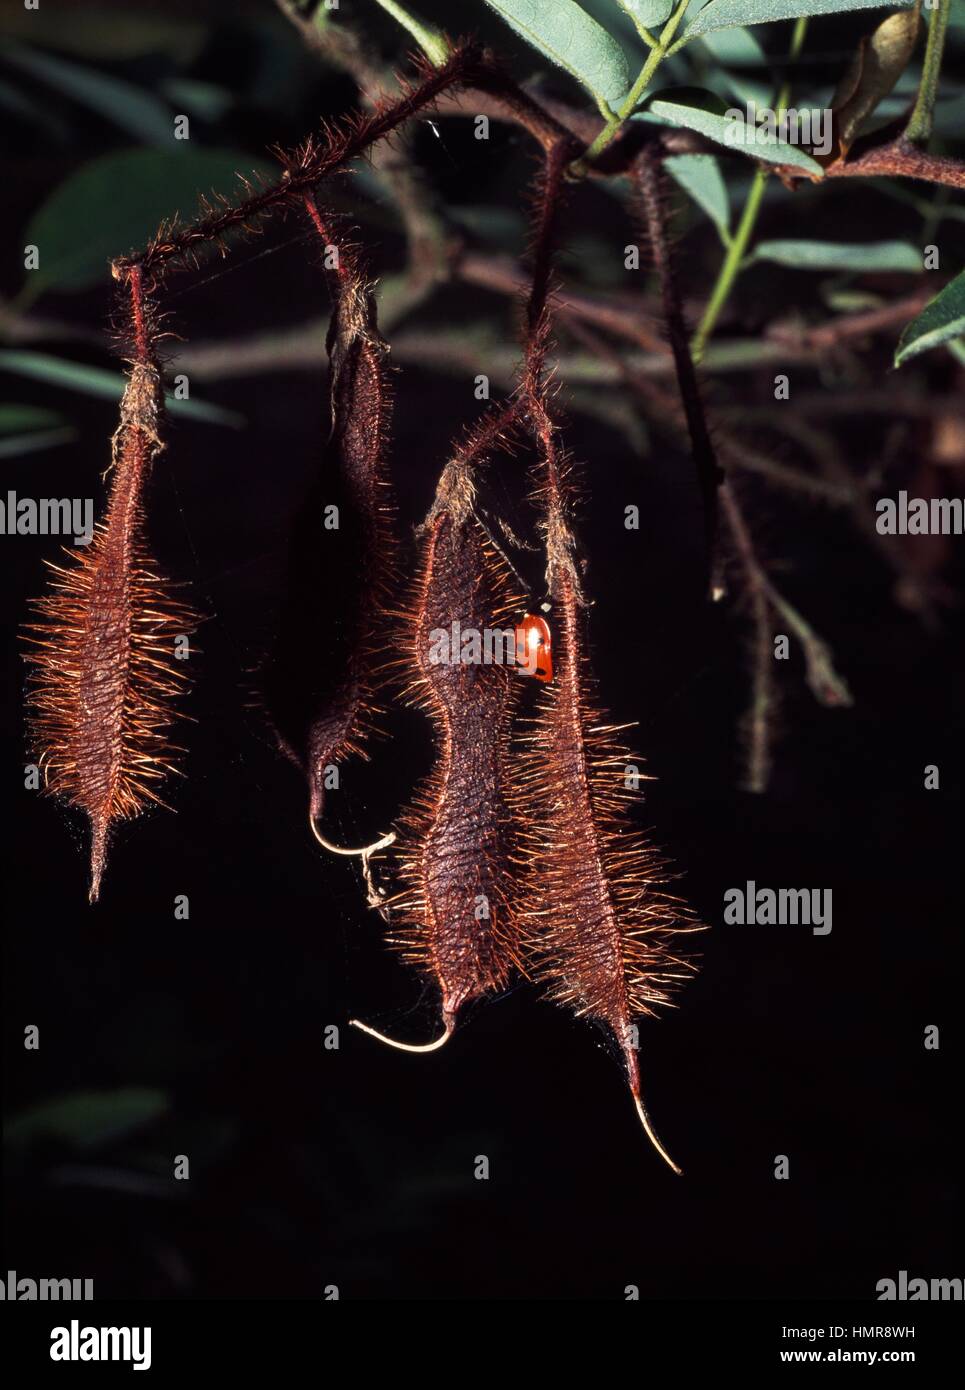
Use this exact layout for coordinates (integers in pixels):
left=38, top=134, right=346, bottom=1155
left=895, top=270, right=965, bottom=364
left=681, top=0, right=917, bottom=44
left=481, top=0, right=632, bottom=112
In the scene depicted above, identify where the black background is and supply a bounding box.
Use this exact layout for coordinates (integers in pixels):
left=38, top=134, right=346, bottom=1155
left=2, top=0, right=963, bottom=1301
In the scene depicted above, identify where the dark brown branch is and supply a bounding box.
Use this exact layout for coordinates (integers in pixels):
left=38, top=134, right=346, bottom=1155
left=113, top=42, right=484, bottom=279
left=631, top=147, right=723, bottom=574
left=434, top=84, right=601, bottom=148
left=452, top=71, right=584, bottom=155
left=275, top=2, right=451, bottom=304
left=719, top=485, right=778, bottom=794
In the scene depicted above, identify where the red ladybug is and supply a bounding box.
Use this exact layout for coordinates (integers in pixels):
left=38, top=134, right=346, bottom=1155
left=514, top=614, right=553, bottom=683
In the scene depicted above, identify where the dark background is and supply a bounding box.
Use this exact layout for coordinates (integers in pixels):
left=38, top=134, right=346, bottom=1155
left=2, top=0, right=963, bottom=1299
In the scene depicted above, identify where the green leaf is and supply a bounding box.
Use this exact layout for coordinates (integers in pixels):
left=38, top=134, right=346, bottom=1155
left=637, top=88, right=824, bottom=172
left=750, top=239, right=922, bottom=271
left=0, top=404, right=66, bottom=435
left=0, top=402, right=75, bottom=458
left=665, top=153, right=731, bottom=235
left=0, top=6, right=205, bottom=61
left=450, top=204, right=528, bottom=252
left=371, top=0, right=450, bottom=66
left=6, top=1088, right=169, bottom=1152
left=3, top=44, right=174, bottom=146
left=681, top=0, right=917, bottom=43
left=23, top=148, right=272, bottom=296
left=0, top=429, right=77, bottom=460
left=0, top=350, right=243, bottom=427
left=613, top=0, right=674, bottom=29
left=895, top=269, right=965, bottom=364
left=697, top=25, right=768, bottom=62
left=0, top=75, right=64, bottom=133
left=710, top=69, right=774, bottom=107
left=161, top=78, right=234, bottom=123
left=481, top=0, right=632, bottom=112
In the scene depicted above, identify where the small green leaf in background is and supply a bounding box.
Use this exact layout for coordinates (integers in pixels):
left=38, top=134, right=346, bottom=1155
left=613, top=0, right=675, bottom=31
left=0, top=4, right=205, bottom=60
left=0, top=404, right=66, bottom=434
left=161, top=78, right=234, bottom=123
left=895, top=269, right=965, bottom=364
left=749, top=239, right=922, bottom=271
left=5, top=1087, right=169, bottom=1152
left=0, top=74, right=68, bottom=138
left=22, top=148, right=273, bottom=298
left=0, top=404, right=76, bottom=459
left=0, top=431, right=77, bottom=460
left=681, top=0, right=918, bottom=44
left=370, top=0, right=450, bottom=66
left=638, top=88, right=824, bottom=172
left=0, top=350, right=243, bottom=427
left=3, top=44, right=174, bottom=146
left=450, top=205, right=528, bottom=253
left=697, top=25, right=768, bottom=62
left=481, top=0, right=632, bottom=114
left=709, top=68, right=774, bottom=107
left=665, top=153, right=731, bottom=238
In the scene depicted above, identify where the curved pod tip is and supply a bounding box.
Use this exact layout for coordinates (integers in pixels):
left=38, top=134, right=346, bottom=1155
left=633, top=1091, right=683, bottom=1176
left=349, top=1016, right=453, bottom=1054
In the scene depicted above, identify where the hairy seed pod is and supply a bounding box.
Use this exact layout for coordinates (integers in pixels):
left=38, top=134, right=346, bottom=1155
left=356, top=480, right=528, bottom=1049
left=23, top=267, right=195, bottom=902
left=265, top=201, right=396, bottom=842
left=516, top=530, right=699, bottom=1171
left=512, top=146, right=700, bottom=1171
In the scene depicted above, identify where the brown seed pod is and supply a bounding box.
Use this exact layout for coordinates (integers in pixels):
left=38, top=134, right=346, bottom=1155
left=511, top=146, right=700, bottom=1171
left=265, top=198, right=396, bottom=850
left=516, top=423, right=699, bottom=1171
left=515, top=566, right=699, bottom=1171
left=353, top=455, right=528, bottom=1050
left=23, top=267, right=195, bottom=902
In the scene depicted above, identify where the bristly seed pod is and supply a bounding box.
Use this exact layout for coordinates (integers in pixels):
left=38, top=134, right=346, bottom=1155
left=353, top=458, right=527, bottom=1050
left=23, top=265, right=195, bottom=902
left=514, top=146, right=700, bottom=1172
left=516, top=564, right=700, bottom=1171
left=516, top=437, right=699, bottom=1171
left=266, top=197, right=396, bottom=853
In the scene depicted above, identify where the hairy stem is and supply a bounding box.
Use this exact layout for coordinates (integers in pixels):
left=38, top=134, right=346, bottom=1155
left=113, top=43, right=480, bottom=279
